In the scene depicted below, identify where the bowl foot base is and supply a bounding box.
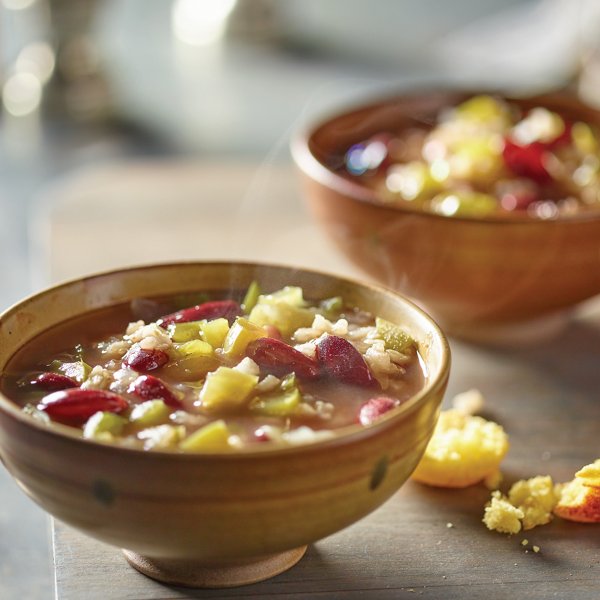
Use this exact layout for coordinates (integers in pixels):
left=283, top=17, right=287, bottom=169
left=122, top=545, right=308, bottom=588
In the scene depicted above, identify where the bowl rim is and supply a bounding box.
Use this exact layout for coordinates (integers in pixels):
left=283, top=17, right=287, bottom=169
left=0, top=260, right=450, bottom=461
left=290, top=86, right=600, bottom=226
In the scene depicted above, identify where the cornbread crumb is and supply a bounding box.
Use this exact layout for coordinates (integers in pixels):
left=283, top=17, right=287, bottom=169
left=554, top=458, right=600, bottom=523
left=446, top=522, right=454, bottom=528
left=533, top=545, right=540, bottom=553
left=412, top=408, right=509, bottom=488
left=452, top=388, right=485, bottom=415
left=509, top=475, right=559, bottom=530
left=483, top=491, right=524, bottom=534
left=520, top=539, right=529, bottom=546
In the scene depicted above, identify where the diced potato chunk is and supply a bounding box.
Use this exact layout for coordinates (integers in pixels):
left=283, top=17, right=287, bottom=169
left=198, top=318, right=229, bottom=348
left=198, top=366, right=258, bottom=413
left=223, top=317, right=268, bottom=358
left=83, top=411, right=127, bottom=440
left=130, top=399, right=171, bottom=428
left=179, top=420, right=232, bottom=452
left=177, top=339, right=213, bottom=358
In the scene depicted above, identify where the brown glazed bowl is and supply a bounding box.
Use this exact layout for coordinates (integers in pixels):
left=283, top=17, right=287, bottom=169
left=0, top=262, right=449, bottom=588
left=292, top=90, right=600, bottom=339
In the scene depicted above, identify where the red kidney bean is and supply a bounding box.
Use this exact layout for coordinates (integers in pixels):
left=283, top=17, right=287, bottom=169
left=158, top=300, right=242, bottom=327
left=316, top=335, right=377, bottom=388
left=502, top=138, right=551, bottom=183
left=123, top=346, right=169, bottom=372
left=127, top=375, right=182, bottom=408
left=31, top=372, right=79, bottom=391
left=247, top=337, right=320, bottom=380
left=358, top=396, right=399, bottom=426
left=37, top=388, right=128, bottom=425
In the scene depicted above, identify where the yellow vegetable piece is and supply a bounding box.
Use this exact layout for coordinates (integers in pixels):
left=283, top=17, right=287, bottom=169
left=411, top=409, right=509, bottom=488
left=179, top=420, right=232, bottom=452
left=223, top=317, right=267, bottom=358
left=177, top=339, right=213, bottom=358
left=130, top=399, right=171, bottom=428
left=454, top=95, right=511, bottom=126
left=198, top=366, right=258, bottom=414
left=198, top=318, right=229, bottom=349
left=83, top=411, right=127, bottom=440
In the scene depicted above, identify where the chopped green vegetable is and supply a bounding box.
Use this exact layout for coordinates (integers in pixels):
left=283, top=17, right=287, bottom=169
left=319, top=296, right=343, bottom=316
left=51, top=359, right=92, bottom=384
left=250, top=387, right=301, bottom=417
left=162, top=354, right=220, bottom=381
left=376, top=317, right=415, bottom=352
left=223, top=317, right=267, bottom=357
left=83, top=411, right=127, bottom=440
left=167, top=322, right=202, bottom=343
left=241, top=280, right=261, bottom=313
left=179, top=420, right=232, bottom=452
left=263, top=286, right=306, bottom=307
left=130, top=400, right=171, bottom=427
left=199, top=366, right=258, bottom=413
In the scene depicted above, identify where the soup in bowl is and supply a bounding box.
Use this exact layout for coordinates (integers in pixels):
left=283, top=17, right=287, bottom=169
left=0, top=262, right=449, bottom=587
left=292, top=91, right=600, bottom=336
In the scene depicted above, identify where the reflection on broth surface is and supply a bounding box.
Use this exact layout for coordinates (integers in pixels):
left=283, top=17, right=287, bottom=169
left=2, top=282, right=425, bottom=452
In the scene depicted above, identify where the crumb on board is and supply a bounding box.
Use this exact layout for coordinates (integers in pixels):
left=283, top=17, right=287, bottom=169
left=521, top=539, right=529, bottom=546
left=533, top=545, right=541, bottom=553
left=483, top=491, right=524, bottom=534
left=452, top=388, right=485, bottom=415
left=446, top=522, right=454, bottom=528
left=411, top=405, right=508, bottom=488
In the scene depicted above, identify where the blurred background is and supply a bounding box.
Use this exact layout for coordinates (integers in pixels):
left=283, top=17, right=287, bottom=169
left=1, top=0, right=600, bottom=597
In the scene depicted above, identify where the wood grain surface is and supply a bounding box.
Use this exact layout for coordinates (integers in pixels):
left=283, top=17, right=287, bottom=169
left=43, top=161, right=600, bottom=599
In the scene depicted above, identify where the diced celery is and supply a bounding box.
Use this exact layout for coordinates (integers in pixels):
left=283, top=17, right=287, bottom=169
left=319, top=296, right=344, bottom=317
left=223, top=317, right=268, bottom=357
left=280, top=373, right=296, bottom=392
left=138, top=424, right=186, bottom=450
left=177, top=339, right=214, bottom=358
left=179, top=420, right=232, bottom=452
left=241, top=280, right=261, bottom=313
left=376, top=317, right=415, bottom=353
left=162, top=354, right=220, bottom=381
left=167, top=322, right=202, bottom=343
left=83, top=411, right=127, bottom=440
left=198, top=318, right=229, bottom=349
left=248, top=302, right=313, bottom=338
left=199, top=366, right=258, bottom=413
left=53, top=359, right=92, bottom=383
left=130, top=400, right=171, bottom=427
left=250, top=387, right=301, bottom=417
